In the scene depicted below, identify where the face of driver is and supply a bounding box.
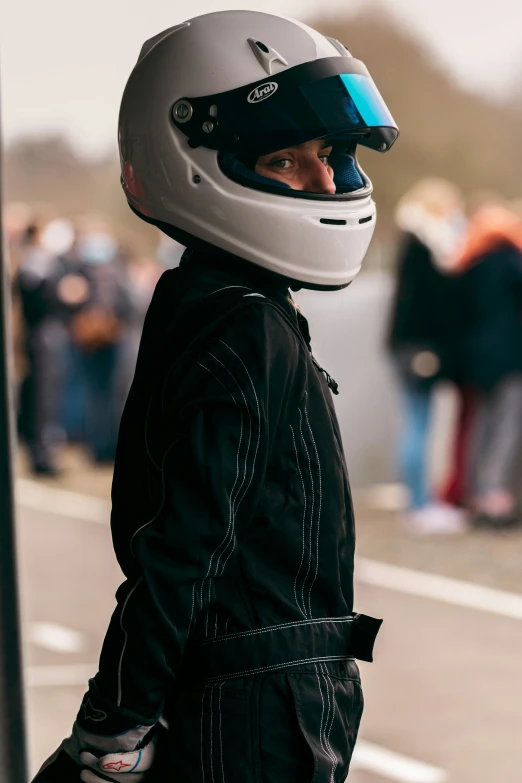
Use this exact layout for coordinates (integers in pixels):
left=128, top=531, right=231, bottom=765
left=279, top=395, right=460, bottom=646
left=255, top=138, right=336, bottom=195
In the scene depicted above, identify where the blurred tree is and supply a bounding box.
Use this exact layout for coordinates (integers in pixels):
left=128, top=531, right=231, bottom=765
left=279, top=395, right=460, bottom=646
left=4, top=135, right=157, bottom=254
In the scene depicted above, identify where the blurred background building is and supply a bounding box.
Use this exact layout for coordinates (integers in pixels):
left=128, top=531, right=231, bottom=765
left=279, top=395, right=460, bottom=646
left=2, top=1, right=522, bottom=781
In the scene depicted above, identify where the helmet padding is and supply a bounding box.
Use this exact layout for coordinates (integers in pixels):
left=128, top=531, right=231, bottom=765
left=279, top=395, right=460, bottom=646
left=221, top=153, right=292, bottom=190
left=329, top=150, right=365, bottom=192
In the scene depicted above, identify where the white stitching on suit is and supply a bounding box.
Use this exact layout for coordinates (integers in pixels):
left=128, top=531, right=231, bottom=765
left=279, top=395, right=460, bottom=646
left=290, top=424, right=308, bottom=619
left=320, top=663, right=338, bottom=782
left=219, top=682, right=226, bottom=783
left=116, top=578, right=143, bottom=707
left=206, top=655, right=352, bottom=683
left=304, top=397, right=322, bottom=619
left=159, top=285, right=254, bottom=411
left=196, top=360, right=244, bottom=636
left=201, top=615, right=354, bottom=644
left=189, top=583, right=197, bottom=633
left=314, top=664, right=328, bottom=762
left=119, top=433, right=183, bottom=707
left=324, top=666, right=339, bottom=783
left=298, top=407, right=315, bottom=620
left=129, top=435, right=184, bottom=557
left=203, top=350, right=255, bottom=629
left=217, top=340, right=261, bottom=573
left=207, top=351, right=253, bottom=580
left=206, top=286, right=252, bottom=298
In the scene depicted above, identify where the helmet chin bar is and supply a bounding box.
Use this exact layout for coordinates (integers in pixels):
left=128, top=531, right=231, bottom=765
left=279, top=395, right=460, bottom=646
left=128, top=204, right=353, bottom=292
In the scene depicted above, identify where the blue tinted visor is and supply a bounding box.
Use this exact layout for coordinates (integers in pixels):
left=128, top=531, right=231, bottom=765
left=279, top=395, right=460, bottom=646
left=301, top=73, right=396, bottom=135
left=173, top=56, right=399, bottom=156
left=339, top=74, right=396, bottom=128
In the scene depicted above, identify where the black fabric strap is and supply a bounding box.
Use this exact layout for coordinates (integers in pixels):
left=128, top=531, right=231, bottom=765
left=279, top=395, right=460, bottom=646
left=187, top=613, right=382, bottom=682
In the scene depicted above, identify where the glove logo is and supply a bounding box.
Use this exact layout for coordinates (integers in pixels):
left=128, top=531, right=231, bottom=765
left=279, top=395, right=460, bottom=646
left=247, top=82, right=278, bottom=104
left=81, top=698, right=107, bottom=722
left=102, top=760, right=132, bottom=771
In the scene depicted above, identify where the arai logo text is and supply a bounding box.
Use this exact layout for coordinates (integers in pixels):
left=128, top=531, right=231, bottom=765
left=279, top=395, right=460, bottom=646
left=247, top=82, right=278, bottom=104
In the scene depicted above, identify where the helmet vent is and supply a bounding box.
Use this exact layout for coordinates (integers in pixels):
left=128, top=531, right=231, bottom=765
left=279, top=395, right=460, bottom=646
left=359, top=215, right=373, bottom=224
left=320, top=219, right=347, bottom=226
left=326, top=37, right=352, bottom=57
left=247, top=37, right=289, bottom=75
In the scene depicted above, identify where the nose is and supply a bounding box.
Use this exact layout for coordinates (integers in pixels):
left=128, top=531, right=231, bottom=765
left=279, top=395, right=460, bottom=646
left=302, top=157, right=336, bottom=195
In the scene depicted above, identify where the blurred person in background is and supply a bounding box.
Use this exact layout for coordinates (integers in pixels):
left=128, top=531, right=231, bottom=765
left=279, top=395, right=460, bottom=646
left=438, top=190, right=506, bottom=510
left=16, top=220, right=68, bottom=474
left=388, top=178, right=468, bottom=534
left=34, top=11, right=398, bottom=783
left=67, top=218, right=132, bottom=463
left=455, top=202, right=522, bottom=529
left=114, top=255, right=162, bottom=416
left=4, top=202, right=33, bottom=390
left=55, top=235, right=90, bottom=444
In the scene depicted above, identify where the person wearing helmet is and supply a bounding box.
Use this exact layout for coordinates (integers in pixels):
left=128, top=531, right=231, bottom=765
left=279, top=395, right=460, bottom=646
left=34, top=11, right=397, bottom=783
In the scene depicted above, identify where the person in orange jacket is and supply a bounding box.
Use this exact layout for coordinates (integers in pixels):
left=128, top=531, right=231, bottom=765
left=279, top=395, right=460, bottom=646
left=453, top=202, right=522, bottom=528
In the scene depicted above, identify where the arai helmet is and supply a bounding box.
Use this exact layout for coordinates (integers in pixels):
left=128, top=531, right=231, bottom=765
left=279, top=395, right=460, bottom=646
left=119, top=10, right=398, bottom=289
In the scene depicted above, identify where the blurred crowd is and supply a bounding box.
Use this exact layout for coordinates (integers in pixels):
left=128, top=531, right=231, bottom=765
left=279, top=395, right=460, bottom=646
left=5, top=203, right=184, bottom=475
left=388, top=179, right=522, bottom=534
left=6, top=185, right=522, bottom=537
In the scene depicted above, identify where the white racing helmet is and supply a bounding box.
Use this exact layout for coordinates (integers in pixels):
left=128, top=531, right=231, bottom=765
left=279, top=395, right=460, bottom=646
left=119, top=10, right=398, bottom=289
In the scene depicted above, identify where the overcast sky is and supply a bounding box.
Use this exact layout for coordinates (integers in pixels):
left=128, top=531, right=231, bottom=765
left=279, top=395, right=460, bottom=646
left=2, top=0, right=521, bottom=156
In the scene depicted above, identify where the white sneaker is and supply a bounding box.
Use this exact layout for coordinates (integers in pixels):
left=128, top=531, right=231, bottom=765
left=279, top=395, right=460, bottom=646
left=405, top=503, right=469, bottom=536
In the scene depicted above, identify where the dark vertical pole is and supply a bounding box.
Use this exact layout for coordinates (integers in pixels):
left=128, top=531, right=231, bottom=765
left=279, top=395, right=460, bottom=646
left=0, top=75, right=29, bottom=783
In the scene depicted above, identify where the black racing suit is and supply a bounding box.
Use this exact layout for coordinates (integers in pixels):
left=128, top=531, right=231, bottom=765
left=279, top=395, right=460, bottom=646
left=41, top=250, right=381, bottom=782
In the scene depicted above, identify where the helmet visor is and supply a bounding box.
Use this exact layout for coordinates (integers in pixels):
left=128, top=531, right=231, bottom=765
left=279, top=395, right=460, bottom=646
left=172, top=56, right=398, bottom=157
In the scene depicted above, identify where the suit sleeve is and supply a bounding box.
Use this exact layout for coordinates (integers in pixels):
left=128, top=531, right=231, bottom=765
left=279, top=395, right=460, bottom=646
left=93, top=305, right=299, bottom=721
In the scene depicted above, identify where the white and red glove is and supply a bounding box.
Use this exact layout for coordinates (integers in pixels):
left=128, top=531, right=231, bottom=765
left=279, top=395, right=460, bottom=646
left=73, top=722, right=159, bottom=783
left=32, top=681, right=165, bottom=783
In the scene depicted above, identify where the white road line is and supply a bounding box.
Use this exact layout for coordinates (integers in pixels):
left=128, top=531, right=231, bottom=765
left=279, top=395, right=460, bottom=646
left=357, top=557, right=522, bottom=621
left=26, top=622, right=85, bottom=654
left=16, top=478, right=110, bottom=524
left=26, top=664, right=96, bottom=688
left=351, top=740, right=447, bottom=783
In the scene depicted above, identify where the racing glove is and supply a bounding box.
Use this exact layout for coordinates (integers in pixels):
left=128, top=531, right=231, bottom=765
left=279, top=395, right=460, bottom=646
left=32, top=680, right=163, bottom=783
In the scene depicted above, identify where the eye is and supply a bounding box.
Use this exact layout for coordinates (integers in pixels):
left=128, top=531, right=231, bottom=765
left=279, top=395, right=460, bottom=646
left=319, top=153, right=331, bottom=166
left=271, top=158, right=292, bottom=169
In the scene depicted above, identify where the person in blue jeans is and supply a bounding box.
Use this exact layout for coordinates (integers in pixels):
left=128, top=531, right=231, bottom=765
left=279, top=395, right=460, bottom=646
left=67, top=224, right=132, bottom=463
left=388, top=178, right=468, bottom=534
left=399, top=383, right=432, bottom=509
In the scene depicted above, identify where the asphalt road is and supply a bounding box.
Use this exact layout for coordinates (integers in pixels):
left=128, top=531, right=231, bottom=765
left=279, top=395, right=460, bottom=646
left=17, top=486, right=522, bottom=783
